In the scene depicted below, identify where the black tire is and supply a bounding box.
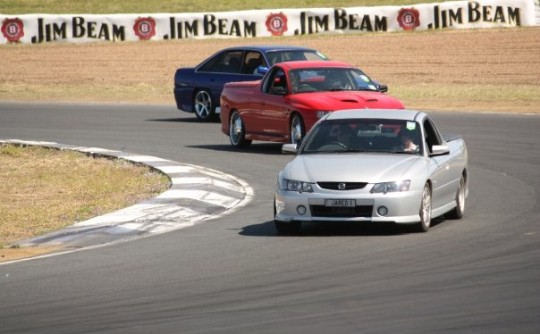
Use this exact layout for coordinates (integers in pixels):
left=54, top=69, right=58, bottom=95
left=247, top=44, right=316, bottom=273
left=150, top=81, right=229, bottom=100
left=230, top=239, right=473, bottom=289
left=447, top=175, right=466, bottom=219
left=229, top=111, right=252, bottom=148
left=413, top=183, right=432, bottom=233
left=289, top=114, right=305, bottom=145
left=193, top=89, right=215, bottom=121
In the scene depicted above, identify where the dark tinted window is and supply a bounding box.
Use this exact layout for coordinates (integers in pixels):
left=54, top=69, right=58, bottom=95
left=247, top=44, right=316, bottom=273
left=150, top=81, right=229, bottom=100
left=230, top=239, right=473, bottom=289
left=263, top=67, right=288, bottom=95
left=423, top=117, right=443, bottom=153
left=242, top=51, right=267, bottom=74
left=198, top=50, right=243, bottom=73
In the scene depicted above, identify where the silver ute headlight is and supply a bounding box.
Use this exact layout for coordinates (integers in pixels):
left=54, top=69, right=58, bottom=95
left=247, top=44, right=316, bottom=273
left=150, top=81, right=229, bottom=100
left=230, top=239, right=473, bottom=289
left=281, top=178, right=314, bottom=193
left=370, top=180, right=411, bottom=194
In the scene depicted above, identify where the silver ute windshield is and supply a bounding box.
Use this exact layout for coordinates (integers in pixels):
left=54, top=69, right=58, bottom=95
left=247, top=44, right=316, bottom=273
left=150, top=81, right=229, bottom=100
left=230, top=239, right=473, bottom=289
left=301, top=118, right=423, bottom=155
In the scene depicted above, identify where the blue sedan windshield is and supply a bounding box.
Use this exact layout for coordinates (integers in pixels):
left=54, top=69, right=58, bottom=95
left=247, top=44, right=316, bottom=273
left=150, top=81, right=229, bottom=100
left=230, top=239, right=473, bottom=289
left=266, top=50, right=328, bottom=64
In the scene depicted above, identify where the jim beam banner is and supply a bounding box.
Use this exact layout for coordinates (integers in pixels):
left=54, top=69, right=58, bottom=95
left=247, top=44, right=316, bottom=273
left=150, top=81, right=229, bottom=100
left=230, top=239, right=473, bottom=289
left=1, top=0, right=536, bottom=44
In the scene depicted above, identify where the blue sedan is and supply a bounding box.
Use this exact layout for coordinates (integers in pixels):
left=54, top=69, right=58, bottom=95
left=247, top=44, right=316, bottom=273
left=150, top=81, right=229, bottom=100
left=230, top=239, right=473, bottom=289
left=173, top=45, right=329, bottom=121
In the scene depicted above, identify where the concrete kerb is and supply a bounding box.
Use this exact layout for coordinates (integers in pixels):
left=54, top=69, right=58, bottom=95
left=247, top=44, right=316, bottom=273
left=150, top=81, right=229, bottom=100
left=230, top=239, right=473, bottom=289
left=1, top=139, right=254, bottom=251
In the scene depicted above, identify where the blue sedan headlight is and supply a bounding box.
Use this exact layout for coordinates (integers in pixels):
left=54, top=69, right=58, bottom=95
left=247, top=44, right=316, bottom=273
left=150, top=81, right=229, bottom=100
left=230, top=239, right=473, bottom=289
left=280, top=178, right=314, bottom=193
left=371, top=180, right=411, bottom=194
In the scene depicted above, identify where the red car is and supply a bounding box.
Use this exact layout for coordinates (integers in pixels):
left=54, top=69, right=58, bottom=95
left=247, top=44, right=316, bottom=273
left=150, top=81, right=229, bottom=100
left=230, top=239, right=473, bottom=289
left=220, top=61, right=404, bottom=148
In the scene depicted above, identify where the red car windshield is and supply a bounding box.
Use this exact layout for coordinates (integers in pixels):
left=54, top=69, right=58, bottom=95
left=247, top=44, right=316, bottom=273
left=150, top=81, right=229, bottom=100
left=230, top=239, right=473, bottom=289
left=290, top=68, right=379, bottom=93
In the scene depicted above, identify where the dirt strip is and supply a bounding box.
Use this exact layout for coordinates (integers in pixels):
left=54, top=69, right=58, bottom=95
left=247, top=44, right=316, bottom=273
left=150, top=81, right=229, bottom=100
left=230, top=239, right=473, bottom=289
left=1, top=27, right=539, bottom=112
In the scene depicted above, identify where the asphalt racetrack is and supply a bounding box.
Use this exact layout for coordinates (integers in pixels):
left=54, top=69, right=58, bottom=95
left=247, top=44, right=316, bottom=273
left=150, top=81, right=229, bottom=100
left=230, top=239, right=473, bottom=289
left=1, top=102, right=539, bottom=333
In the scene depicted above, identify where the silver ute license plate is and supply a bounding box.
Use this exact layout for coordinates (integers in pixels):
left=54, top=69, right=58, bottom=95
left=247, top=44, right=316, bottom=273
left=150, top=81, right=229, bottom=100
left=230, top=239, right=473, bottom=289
left=324, top=199, right=356, bottom=207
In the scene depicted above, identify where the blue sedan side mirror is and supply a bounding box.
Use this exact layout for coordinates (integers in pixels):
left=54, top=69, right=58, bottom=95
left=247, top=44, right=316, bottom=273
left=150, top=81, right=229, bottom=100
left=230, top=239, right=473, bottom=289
left=256, top=66, right=269, bottom=75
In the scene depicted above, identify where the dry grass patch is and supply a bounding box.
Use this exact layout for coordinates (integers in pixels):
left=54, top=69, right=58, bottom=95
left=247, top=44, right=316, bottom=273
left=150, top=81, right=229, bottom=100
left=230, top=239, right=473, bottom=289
left=393, top=84, right=540, bottom=113
left=0, top=144, right=170, bottom=250
left=1, top=27, right=539, bottom=113
left=0, top=82, right=171, bottom=104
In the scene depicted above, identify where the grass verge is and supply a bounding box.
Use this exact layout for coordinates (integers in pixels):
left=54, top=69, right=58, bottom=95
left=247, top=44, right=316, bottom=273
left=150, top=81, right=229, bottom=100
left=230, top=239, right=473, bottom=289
left=0, top=144, right=170, bottom=262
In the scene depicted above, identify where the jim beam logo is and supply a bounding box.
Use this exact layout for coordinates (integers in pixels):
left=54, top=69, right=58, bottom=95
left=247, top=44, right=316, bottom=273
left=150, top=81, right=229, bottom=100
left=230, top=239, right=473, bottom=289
left=397, top=8, right=420, bottom=31
left=133, top=17, right=156, bottom=40
left=1, top=18, right=24, bottom=42
left=266, top=12, right=288, bottom=36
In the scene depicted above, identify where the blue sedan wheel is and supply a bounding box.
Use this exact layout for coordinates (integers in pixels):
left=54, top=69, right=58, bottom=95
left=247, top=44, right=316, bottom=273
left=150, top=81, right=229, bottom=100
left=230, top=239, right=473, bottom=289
left=193, top=90, right=214, bottom=121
